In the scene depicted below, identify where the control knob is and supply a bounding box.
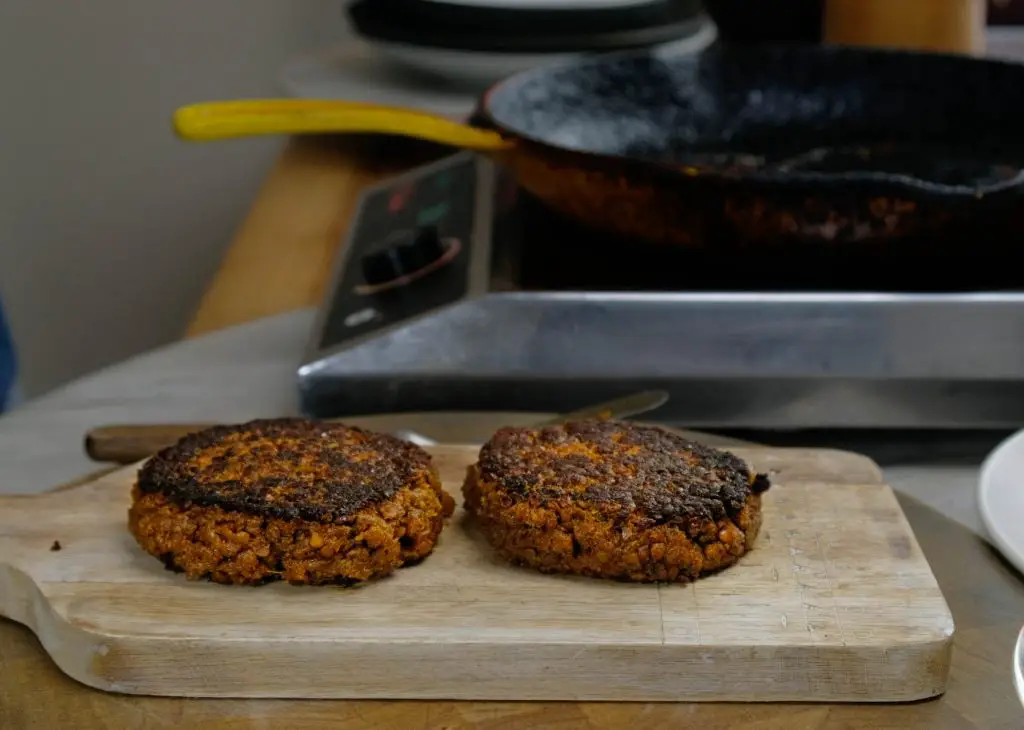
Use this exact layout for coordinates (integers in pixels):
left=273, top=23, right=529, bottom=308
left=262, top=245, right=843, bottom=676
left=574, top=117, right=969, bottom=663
left=360, top=226, right=447, bottom=287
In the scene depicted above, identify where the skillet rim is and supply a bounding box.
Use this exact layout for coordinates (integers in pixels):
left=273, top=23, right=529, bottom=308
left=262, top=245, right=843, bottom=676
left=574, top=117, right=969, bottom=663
left=477, top=44, right=1024, bottom=201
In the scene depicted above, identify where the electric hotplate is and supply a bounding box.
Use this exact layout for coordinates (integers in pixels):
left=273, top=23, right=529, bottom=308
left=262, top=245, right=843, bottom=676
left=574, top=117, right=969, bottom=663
left=299, top=151, right=1024, bottom=428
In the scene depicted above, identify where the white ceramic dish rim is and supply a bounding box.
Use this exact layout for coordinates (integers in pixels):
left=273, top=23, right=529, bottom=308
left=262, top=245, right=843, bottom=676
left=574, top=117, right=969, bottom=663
left=1014, top=625, right=1024, bottom=709
left=978, top=427, right=1024, bottom=577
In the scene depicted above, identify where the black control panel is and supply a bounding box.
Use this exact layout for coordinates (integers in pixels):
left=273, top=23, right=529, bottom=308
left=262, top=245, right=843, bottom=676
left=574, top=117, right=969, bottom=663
left=317, top=155, right=479, bottom=351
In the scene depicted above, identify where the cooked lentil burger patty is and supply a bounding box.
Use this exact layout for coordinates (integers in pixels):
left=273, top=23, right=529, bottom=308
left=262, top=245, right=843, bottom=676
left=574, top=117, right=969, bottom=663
left=128, top=418, right=453, bottom=586
left=462, top=419, right=771, bottom=582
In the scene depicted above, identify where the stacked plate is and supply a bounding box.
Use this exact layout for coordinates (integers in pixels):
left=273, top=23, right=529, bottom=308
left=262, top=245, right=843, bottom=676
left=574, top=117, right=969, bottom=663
left=344, top=0, right=708, bottom=87
left=978, top=430, right=1024, bottom=709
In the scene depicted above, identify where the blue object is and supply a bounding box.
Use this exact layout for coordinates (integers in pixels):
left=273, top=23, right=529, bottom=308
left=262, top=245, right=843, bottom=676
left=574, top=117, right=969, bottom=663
left=0, top=297, right=18, bottom=412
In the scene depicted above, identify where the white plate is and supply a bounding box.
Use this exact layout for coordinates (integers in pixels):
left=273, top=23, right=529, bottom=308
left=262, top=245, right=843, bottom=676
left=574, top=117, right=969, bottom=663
left=1014, top=625, right=1024, bottom=708
left=370, top=21, right=715, bottom=88
left=370, top=42, right=584, bottom=89
left=978, top=427, right=1024, bottom=576
left=280, top=23, right=717, bottom=106
left=278, top=40, right=480, bottom=118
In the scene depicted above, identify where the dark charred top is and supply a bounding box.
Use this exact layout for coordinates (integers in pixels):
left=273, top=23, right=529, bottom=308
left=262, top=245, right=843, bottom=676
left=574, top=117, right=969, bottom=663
left=477, top=419, right=771, bottom=525
left=136, top=418, right=434, bottom=522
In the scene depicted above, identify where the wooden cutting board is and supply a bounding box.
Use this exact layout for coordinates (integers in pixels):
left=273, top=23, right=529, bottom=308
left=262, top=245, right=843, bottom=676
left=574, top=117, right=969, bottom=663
left=0, top=444, right=953, bottom=703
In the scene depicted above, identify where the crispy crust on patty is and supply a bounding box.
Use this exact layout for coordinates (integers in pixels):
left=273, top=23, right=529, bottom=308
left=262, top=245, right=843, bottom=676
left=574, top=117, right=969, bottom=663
left=128, top=418, right=454, bottom=585
left=462, top=419, right=771, bottom=583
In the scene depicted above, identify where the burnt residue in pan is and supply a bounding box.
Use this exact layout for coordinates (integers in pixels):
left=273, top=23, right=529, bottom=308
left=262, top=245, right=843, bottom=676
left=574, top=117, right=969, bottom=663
left=485, top=45, right=1024, bottom=246
left=681, top=146, right=1024, bottom=192
left=773, top=146, right=1023, bottom=188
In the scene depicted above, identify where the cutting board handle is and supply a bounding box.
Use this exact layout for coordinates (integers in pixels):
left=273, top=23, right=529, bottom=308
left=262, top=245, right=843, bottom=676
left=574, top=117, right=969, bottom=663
left=0, top=563, right=38, bottom=628
left=0, top=492, right=67, bottom=626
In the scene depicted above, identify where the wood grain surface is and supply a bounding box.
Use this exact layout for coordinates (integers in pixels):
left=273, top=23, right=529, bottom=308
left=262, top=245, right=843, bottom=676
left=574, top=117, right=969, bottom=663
left=0, top=444, right=951, bottom=702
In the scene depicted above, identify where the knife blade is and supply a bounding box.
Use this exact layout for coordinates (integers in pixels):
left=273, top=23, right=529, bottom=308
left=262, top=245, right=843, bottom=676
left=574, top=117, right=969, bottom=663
left=538, top=389, right=668, bottom=427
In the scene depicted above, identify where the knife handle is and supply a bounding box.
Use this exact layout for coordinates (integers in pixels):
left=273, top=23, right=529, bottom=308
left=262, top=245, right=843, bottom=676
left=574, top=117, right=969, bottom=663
left=84, top=424, right=213, bottom=465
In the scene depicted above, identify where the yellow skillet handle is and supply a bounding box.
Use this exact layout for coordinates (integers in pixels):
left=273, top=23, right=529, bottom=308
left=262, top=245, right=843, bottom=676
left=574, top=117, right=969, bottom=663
left=172, top=99, right=512, bottom=152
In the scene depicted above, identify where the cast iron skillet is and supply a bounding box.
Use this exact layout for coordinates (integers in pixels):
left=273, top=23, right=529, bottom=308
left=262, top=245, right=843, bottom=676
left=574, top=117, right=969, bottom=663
left=174, top=44, right=1024, bottom=249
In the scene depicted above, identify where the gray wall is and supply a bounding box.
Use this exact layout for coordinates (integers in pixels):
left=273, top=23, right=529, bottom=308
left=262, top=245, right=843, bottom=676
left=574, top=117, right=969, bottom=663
left=0, top=0, right=343, bottom=397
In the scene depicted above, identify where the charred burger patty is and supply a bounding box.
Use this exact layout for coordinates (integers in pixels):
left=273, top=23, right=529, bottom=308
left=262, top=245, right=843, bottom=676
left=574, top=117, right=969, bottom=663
left=128, top=418, right=453, bottom=586
left=462, top=419, right=770, bottom=582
